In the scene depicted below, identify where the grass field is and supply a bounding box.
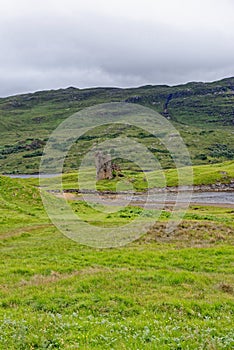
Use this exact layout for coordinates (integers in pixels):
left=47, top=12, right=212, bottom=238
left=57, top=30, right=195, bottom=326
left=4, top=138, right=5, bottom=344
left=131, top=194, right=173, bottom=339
left=0, top=174, right=234, bottom=349
left=37, top=161, right=234, bottom=192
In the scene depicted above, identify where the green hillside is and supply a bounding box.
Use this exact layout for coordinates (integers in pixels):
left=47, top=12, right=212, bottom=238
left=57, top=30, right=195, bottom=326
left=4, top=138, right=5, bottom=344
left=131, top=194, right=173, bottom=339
left=0, top=77, right=233, bottom=174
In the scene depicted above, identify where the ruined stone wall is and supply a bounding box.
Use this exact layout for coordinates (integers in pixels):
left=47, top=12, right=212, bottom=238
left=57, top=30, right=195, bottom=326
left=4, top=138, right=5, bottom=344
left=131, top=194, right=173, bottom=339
left=95, top=151, right=113, bottom=180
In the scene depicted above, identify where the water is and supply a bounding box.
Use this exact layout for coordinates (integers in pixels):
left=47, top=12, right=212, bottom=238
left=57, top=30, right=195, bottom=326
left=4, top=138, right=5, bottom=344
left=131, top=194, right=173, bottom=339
left=5, top=174, right=234, bottom=205
left=189, top=191, right=234, bottom=205
left=129, top=191, right=234, bottom=205
left=6, top=174, right=60, bottom=179
left=78, top=191, right=234, bottom=207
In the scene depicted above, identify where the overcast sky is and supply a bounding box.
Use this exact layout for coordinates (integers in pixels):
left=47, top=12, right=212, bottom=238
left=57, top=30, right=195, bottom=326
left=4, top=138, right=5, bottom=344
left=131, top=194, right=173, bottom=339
left=0, top=0, right=233, bottom=97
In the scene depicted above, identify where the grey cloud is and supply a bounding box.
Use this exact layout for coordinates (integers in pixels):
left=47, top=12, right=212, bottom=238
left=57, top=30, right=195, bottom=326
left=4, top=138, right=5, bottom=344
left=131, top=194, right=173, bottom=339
left=0, top=0, right=233, bottom=96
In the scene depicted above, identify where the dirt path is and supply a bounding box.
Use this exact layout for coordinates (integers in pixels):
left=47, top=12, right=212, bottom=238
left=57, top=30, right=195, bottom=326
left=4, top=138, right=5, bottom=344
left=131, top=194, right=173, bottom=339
left=0, top=224, right=53, bottom=240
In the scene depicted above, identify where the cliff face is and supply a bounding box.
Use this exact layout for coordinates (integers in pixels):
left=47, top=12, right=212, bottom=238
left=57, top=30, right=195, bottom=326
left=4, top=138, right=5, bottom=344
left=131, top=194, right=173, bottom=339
left=124, top=77, right=234, bottom=125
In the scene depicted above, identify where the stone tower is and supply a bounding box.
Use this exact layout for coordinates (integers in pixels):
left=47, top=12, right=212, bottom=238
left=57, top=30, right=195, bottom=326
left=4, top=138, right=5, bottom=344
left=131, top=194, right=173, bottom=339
left=95, top=151, right=113, bottom=180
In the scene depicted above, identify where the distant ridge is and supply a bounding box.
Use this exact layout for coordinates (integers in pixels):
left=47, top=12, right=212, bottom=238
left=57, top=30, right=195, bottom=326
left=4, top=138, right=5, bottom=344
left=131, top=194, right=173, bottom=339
left=1, top=76, right=233, bottom=100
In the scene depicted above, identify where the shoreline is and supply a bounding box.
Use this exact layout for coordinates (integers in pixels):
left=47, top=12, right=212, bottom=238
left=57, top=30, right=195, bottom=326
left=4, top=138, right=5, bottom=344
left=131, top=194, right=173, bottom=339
left=58, top=183, right=234, bottom=195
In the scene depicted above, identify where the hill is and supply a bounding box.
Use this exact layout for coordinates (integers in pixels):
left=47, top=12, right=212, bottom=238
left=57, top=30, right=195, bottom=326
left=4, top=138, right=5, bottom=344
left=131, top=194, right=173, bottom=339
left=0, top=77, right=233, bottom=173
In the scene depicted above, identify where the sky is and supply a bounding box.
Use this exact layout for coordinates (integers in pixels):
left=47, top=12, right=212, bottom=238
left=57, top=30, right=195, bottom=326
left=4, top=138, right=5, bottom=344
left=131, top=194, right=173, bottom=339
left=0, top=0, right=234, bottom=97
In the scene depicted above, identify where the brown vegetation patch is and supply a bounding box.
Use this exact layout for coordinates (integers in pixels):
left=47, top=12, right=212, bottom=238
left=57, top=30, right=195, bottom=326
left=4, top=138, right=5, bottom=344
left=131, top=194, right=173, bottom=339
left=0, top=224, right=53, bottom=240
left=141, top=221, right=234, bottom=247
left=18, top=267, right=113, bottom=287
left=218, top=282, right=234, bottom=295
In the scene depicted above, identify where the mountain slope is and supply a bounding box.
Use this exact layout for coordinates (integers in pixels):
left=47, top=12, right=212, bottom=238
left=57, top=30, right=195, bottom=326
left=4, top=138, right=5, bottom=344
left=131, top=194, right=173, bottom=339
left=0, top=77, right=233, bottom=173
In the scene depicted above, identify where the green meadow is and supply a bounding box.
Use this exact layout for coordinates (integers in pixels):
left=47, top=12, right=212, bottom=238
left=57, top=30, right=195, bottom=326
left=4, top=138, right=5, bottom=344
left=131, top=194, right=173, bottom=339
left=0, top=167, right=234, bottom=349
left=37, top=160, right=234, bottom=192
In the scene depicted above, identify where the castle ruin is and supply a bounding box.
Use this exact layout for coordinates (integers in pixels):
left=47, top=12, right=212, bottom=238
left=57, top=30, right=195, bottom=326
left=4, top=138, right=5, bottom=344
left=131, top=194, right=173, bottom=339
left=95, top=151, right=113, bottom=180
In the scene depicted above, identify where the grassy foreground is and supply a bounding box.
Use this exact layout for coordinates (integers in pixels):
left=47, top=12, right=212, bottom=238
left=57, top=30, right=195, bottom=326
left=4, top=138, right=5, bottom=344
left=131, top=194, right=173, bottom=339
left=0, top=175, right=234, bottom=349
